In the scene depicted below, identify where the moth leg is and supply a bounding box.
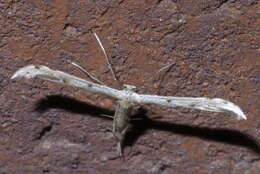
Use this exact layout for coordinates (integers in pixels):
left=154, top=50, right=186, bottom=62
left=117, top=141, right=122, bottom=157
left=115, top=124, right=129, bottom=157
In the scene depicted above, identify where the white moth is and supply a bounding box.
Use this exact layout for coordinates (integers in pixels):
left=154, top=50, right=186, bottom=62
left=11, top=65, right=246, bottom=120
left=11, top=65, right=247, bottom=156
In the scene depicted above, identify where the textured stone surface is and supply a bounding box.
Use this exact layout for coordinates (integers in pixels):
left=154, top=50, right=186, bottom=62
left=0, top=0, right=259, bottom=173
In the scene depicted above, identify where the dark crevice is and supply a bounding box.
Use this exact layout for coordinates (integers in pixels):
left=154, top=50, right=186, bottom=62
left=157, top=0, right=164, bottom=4
left=63, top=23, right=74, bottom=30
left=36, top=125, right=52, bottom=140
left=217, top=0, right=229, bottom=9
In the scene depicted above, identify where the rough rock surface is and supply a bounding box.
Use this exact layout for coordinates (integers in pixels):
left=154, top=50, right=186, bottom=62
left=0, top=0, right=259, bottom=173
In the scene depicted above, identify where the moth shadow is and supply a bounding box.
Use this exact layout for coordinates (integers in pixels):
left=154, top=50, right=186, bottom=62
left=34, top=95, right=114, bottom=120
left=34, top=95, right=260, bottom=155
left=126, top=108, right=260, bottom=155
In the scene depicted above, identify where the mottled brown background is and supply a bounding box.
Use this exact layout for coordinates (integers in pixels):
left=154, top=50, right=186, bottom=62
left=0, top=0, right=259, bottom=173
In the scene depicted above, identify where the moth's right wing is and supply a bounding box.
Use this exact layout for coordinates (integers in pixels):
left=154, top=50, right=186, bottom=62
left=135, top=94, right=246, bottom=120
